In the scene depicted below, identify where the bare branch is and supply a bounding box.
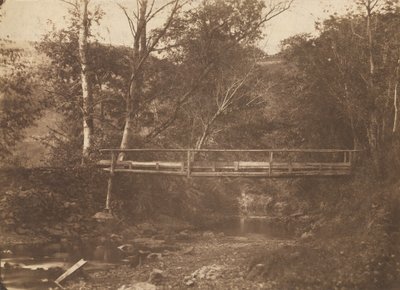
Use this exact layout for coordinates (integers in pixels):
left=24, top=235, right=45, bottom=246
left=146, top=0, right=156, bottom=20
left=118, top=4, right=137, bottom=38
left=135, top=0, right=182, bottom=71
left=146, top=0, right=176, bottom=22
left=263, top=0, right=294, bottom=22
left=144, top=64, right=213, bottom=141
left=60, top=0, right=78, bottom=10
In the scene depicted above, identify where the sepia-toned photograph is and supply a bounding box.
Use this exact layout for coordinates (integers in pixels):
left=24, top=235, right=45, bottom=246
left=1, top=0, right=400, bottom=289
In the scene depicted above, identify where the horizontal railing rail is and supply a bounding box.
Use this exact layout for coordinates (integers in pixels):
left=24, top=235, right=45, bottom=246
left=100, top=148, right=361, bottom=153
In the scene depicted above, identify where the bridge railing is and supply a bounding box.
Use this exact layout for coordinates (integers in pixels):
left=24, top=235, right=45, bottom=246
left=98, top=148, right=360, bottom=211
left=98, top=148, right=360, bottom=178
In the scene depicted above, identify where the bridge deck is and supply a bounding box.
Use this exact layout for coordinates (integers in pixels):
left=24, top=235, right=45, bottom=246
left=98, top=149, right=358, bottom=178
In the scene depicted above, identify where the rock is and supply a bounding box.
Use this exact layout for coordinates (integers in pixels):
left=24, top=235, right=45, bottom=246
left=148, top=268, right=164, bottom=284
left=233, top=236, right=248, bottom=242
left=93, top=211, right=115, bottom=221
left=191, top=264, right=223, bottom=280
left=147, top=253, right=163, bottom=260
left=176, top=230, right=190, bottom=240
left=110, top=234, right=123, bottom=243
left=300, top=231, right=314, bottom=240
left=133, top=238, right=170, bottom=252
left=118, top=282, right=157, bottom=290
left=181, top=246, right=194, bottom=255
left=118, top=244, right=136, bottom=255
left=183, top=276, right=195, bottom=287
left=202, top=231, right=215, bottom=238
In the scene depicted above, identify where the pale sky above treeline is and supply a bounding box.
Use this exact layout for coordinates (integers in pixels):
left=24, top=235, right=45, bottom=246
left=0, top=0, right=355, bottom=54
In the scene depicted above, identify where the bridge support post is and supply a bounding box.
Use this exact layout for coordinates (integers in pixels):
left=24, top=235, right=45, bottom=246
left=105, top=151, right=116, bottom=212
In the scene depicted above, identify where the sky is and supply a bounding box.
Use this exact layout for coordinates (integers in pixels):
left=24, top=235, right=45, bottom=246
left=0, top=0, right=355, bottom=54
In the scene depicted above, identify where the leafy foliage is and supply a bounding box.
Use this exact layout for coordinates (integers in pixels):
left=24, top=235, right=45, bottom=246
left=0, top=39, right=47, bottom=160
left=280, top=1, right=400, bottom=176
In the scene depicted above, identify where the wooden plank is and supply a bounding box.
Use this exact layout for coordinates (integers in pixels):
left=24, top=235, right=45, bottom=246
left=98, top=160, right=132, bottom=167
left=103, top=168, right=350, bottom=177
left=55, top=259, right=87, bottom=287
left=129, top=161, right=183, bottom=168
left=103, top=169, right=187, bottom=176
left=189, top=170, right=350, bottom=177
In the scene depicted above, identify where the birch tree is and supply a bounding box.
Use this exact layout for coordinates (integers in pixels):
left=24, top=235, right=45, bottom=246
left=78, top=0, right=94, bottom=162
left=57, top=0, right=95, bottom=163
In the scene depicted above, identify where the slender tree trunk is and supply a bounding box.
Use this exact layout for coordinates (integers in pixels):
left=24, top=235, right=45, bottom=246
left=195, top=123, right=211, bottom=150
left=364, top=1, right=382, bottom=174
left=367, top=6, right=375, bottom=76
left=393, top=82, right=398, bottom=132
left=78, top=0, right=93, bottom=163
left=195, top=110, right=221, bottom=150
left=393, top=59, right=399, bottom=132
left=120, top=94, right=134, bottom=150
left=119, top=0, right=147, bottom=160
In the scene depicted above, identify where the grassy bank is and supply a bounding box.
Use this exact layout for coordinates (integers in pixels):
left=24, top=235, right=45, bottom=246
left=249, top=169, right=400, bottom=289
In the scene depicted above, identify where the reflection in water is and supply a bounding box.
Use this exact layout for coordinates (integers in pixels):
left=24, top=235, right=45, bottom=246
left=236, top=190, right=293, bottom=238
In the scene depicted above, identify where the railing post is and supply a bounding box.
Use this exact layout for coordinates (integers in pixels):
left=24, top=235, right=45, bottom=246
left=349, top=151, right=353, bottom=164
left=269, top=152, right=273, bottom=177
left=234, top=161, right=239, bottom=171
left=343, top=151, right=348, bottom=163
left=105, top=151, right=116, bottom=212
left=187, top=150, right=191, bottom=178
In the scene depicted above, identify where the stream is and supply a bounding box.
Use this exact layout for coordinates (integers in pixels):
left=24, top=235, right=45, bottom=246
left=0, top=191, right=293, bottom=289
left=0, top=243, right=118, bottom=290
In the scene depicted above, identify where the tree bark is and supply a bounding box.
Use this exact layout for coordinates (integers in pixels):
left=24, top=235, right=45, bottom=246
left=78, top=0, right=94, bottom=163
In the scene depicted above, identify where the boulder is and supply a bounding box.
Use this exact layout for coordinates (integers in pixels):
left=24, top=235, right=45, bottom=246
left=133, top=238, right=169, bottom=252
left=202, top=231, right=215, bottom=239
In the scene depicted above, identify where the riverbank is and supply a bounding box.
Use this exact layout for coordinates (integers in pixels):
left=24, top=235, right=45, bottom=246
left=1, top=168, right=400, bottom=289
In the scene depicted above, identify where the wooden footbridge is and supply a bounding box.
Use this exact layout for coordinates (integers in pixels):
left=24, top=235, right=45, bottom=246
left=99, top=148, right=358, bottom=177
left=98, top=148, right=359, bottom=211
